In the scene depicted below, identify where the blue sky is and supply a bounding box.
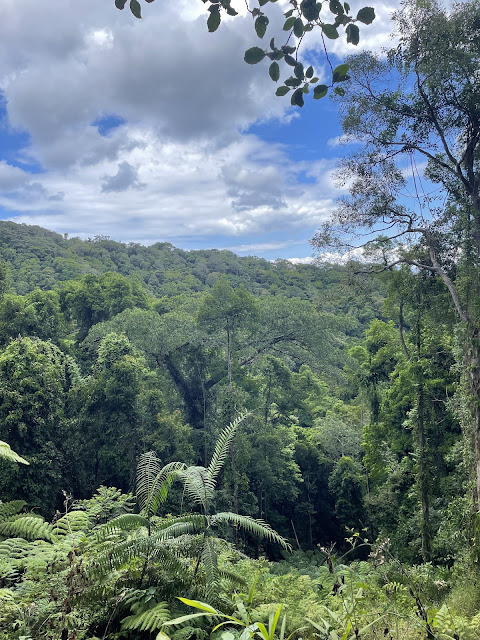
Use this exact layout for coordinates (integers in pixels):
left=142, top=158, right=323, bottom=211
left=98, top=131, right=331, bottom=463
left=0, top=0, right=397, bottom=262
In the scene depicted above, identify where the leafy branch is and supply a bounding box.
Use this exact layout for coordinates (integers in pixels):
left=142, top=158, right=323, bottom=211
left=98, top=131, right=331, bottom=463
left=114, top=0, right=375, bottom=106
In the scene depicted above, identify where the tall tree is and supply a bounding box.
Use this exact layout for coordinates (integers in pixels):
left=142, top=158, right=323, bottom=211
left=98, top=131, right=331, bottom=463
left=313, top=0, right=480, bottom=506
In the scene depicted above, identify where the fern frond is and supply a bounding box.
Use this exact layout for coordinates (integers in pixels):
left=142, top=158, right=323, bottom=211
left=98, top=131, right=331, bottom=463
left=0, top=537, right=34, bottom=559
left=51, top=511, right=91, bottom=537
left=96, top=513, right=150, bottom=540
left=202, top=537, right=220, bottom=603
left=178, top=466, right=214, bottom=511
left=157, top=514, right=206, bottom=539
left=0, top=500, right=27, bottom=522
left=0, top=515, right=53, bottom=542
left=121, top=601, right=170, bottom=632
left=207, top=413, right=248, bottom=486
left=0, top=441, right=29, bottom=465
left=138, top=457, right=186, bottom=516
left=210, top=513, right=291, bottom=550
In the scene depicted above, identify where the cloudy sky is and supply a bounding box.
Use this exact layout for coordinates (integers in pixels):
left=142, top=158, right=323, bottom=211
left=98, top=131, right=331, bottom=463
left=0, top=0, right=397, bottom=261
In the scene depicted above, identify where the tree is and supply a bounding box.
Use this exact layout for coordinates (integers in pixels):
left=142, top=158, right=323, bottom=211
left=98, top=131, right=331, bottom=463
left=114, top=0, right=376, bottom=106
left=313, top=0, right=480, bottom=507
left=0, top=337, right=80, bottom=512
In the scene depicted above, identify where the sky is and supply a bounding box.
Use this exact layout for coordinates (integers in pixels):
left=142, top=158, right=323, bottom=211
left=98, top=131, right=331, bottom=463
left=0, top=0, right=398, bottom=262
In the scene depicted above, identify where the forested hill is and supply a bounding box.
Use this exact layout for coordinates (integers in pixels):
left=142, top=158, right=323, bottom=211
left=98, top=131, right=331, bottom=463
left=0, top=220, right=378, bottom=305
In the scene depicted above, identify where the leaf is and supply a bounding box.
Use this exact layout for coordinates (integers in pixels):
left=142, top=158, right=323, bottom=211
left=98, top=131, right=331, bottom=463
left=332, top=63, right=349, bottom=82
left=255, top=15, right=269, bottom=38
left=306, top=65, right=314, bottom=78
left=244, top=47, right=266, bottom=64
left=284, top=55, right=297, bottom=66
left=285, top=77, right=302, bottom=87
left=129, top=0, right=142, bottom=18
left=207, top=7, right=221, bottom=32
left=300, top=0, right=320, bottom=21
left=293, top=18, right=304, bottom=38
left=322, top=24, right=339, bottom=39
left=259, top=0, right=269, bottom=5
left=0, top=441, right=29, bottom=465
left=283, top=16, right=296, bottom=30
left=282, top=45, right=296, bottom=54
left=269, top=62, right=280, bottom=82
left=356, top=6, right=375, bottom=24
left=334, top=86, right=346, bottom=96
left=177, top=598, right=219, bottom=614
left=346, top=23, right=359, bottom=45
left=329, top=0, right=344, bottom=14
left=294, top=63, right=304, bottom=80
left=115, top=0, right=127, bottom=8
left=276, top=86, right=290, bottom=96
left=313, top=84, right=328, bottom=99
left=344, top=2, right=350, bottom=12
left=270, top=37, right=275, bottom=49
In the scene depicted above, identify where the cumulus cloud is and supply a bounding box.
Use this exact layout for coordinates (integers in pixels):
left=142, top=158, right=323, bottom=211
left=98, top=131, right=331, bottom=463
left=0, top=0, right=397, bottom=256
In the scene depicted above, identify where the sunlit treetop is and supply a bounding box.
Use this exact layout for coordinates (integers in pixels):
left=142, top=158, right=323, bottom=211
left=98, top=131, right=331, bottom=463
left=114, top=0, right=375, bottom=106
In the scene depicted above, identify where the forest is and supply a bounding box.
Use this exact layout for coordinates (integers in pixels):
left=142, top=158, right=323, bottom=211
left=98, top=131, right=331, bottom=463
left=2, top=0, right=480, bottom=638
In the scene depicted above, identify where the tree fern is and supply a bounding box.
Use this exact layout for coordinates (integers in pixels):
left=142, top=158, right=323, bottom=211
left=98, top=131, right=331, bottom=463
left=51, top=511, right=91, bottom=537
left=0, top=440, right=29, bottom=465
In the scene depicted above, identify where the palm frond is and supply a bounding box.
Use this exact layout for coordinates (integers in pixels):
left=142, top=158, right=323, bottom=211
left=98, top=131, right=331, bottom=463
left=207, top=413, right=248, bottom=486
left=137, top=451, right=162, bottom=511
left=210, top=513, right=291, bottom=551
left=121, top=601, right=170, bottom=632
left=0, top=441, right=29, bottom=465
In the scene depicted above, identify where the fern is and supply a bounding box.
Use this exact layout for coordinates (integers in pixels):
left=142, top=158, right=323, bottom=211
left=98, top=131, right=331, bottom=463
left=0, top=515, right=53, bottom=542
left=51, top=511, right=91, bottom=537
left=207, top=413, right=248, bottom=485
left=0, top=440, right=29, bottom=465
left=179, top=466, right=214, bottom=512
left=0, top=500, right=27, bottom=522
left=211, top=513, right=291, bottom=550
left=138, top=458, right=186, bottom=516
left=202, top=537, right=220, bottom=603
left=96, top=513, right=150, bottom=540
left=121, top=601, right=170, bottom=632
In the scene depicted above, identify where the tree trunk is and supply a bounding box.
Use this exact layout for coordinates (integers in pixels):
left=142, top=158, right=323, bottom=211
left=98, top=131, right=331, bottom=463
left=417, top=383, right=431, bottom=562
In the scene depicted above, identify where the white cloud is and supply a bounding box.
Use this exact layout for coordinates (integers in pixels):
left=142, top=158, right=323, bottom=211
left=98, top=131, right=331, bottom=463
left=0, top=0, right=398, bottom=254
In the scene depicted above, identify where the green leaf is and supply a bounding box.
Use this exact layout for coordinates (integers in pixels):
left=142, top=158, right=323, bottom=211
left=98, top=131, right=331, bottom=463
left=269, top=62, right=280, bottom=82
left=255, top=15, right=269, bottom=38
left=322, top=24, right=339, bottom=39
left=115, top=0, right=127, bottom=9
left=293, top=18, right=304, bottom=38
left=334, top=86, right=346, bottom=96
left=177, top=598, right=219, bottom=614
left=313, top=84, right=328, bottom=99
left=270, top=37, right=275, bottom=49
left=344, top=2, right=350, bottom=12
left=130, top=0, right=142, bottom=18
left=284, top=77, right=302, bottom=87
left=356, top=6, right=375, bottom=24
left=346, top=23, right=359, bottom=44
left=300, top=0, right=320, bottom=21
left=329, top=0, right=344, bottom=14
left=332, top=63, right=349, bottom=82
left=311, top=76, right=319, bottom=82
left=294, top=63, right=304, bottom=80
left=284, top=8, right=294, bottom=17
left=207, top=6, right=221, bottom=32
left=282, top=45, right=296, bottom=54
left=291, top=89, right=304, bottom=107
left=244, top=47, right=266, bottom=64
left=275, top=86, right=290, bottom=96
left=283, top=16, right=296, bottom=30
left=284, top=55, right=297, bottom=66
left=259, top=0, right=269, bottom=5
left=306, top=65, right=314, bottom=78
